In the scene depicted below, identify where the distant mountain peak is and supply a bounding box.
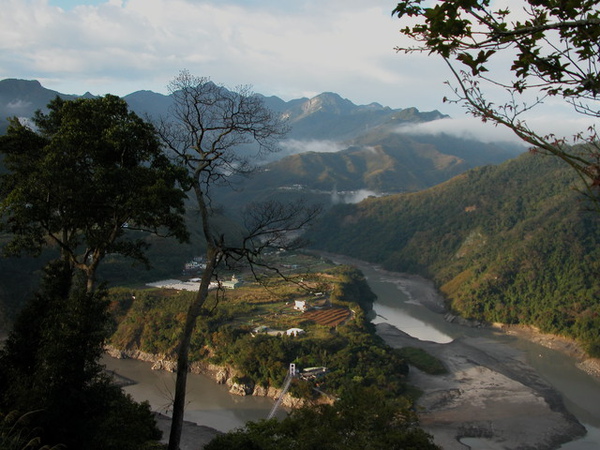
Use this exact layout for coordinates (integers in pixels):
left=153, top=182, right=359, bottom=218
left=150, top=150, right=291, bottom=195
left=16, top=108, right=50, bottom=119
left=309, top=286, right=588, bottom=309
left=0, top=78, right=43, bottom=89
left=301, top=92, right=354, bottom=115
left=0, top=79, right=78, bottom=127
left=0, top=78, right=449, bottom=145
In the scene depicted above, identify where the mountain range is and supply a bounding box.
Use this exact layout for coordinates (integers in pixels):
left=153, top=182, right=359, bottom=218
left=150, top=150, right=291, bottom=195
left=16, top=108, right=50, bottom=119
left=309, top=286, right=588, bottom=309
left=0, top=78, right=523, bottom=208
left=1, top=78, right=599, bottom=359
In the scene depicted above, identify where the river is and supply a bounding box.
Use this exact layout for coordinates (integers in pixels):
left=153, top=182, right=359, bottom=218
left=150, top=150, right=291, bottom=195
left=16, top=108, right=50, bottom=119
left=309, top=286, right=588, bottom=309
left=354, top=259, right=600, bottom=450
left=102, top=355, right=287, bottom=432
left=105, top=258, right=600, bottom=448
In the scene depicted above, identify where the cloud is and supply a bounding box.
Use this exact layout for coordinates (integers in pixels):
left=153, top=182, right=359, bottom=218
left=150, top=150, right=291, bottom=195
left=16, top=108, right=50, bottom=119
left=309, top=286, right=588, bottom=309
left=0, top=0, right=449, bottom=110
left=396, top=117, right=525, bottom=144
left=280, top=139, right=345, bottom=156
left=0, top=0, right=592, bottom=137
left=6, top=99, right=32, bottom=110
left=331, top=189, right=379, bottom=205
left=396, top=113, right=597, bottom=146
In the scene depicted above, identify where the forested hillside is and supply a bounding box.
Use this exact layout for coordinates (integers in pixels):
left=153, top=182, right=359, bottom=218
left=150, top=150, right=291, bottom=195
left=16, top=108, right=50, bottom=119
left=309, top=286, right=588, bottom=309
left=307, top=153, right=600, bottom=355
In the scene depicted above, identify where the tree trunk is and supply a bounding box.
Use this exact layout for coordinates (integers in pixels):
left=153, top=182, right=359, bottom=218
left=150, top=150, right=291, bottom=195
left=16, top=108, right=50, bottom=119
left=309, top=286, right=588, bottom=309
left=167, top=246, right=219, bottom=450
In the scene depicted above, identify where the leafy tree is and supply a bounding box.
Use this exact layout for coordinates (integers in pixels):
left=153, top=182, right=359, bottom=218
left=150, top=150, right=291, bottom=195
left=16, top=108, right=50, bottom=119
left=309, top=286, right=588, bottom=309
left=0, top=262, right=162, bottom=449
left=0, top=95, right=188, bottom=448
left=158, top=70, right=321, bottom=450
left=393, top=0, right=600, bottom=207
left=0, top=95, right=188, bottom=291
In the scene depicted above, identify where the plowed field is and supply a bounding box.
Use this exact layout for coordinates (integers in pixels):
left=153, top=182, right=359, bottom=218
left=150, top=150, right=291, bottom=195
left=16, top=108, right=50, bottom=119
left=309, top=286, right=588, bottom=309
left=302, top=306, right=351, bottom=327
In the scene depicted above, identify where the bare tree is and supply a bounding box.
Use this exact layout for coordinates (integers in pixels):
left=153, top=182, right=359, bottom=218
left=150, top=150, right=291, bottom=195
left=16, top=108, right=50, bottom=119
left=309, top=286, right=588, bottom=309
left=158, top=70, right=321, bottom=450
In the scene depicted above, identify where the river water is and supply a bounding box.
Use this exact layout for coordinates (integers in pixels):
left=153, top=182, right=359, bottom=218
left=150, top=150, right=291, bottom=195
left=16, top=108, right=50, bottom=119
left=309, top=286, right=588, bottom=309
left=101, top=354, right=288, bottom=432
left=105, top=258, right=600, bottom=448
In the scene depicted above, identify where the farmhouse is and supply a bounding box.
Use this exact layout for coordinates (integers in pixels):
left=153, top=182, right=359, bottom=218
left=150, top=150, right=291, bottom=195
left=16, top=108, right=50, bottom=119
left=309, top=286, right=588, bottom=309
left=294, top=299, right=309, bottom=311
left=286, top=328, right=305, bottom=337
left=221, top=275, right=241, bottom=289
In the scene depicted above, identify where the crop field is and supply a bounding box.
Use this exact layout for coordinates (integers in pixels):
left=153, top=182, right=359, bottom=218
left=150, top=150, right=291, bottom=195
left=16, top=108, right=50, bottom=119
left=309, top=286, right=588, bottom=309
left=301, top=306, right=351, bottom=327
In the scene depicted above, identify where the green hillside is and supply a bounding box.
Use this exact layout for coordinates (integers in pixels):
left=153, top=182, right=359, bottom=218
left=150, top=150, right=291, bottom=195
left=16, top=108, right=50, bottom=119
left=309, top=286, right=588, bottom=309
left=307, top=153, right=600, bottom=355
left=214, top=131, right=522, bottom=214
left=108, top=261, right=415, bottom=400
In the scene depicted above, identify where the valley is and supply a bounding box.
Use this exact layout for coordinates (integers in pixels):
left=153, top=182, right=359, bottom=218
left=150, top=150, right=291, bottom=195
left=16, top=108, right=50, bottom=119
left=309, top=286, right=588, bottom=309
left=1, top=78, right=599, bottom=449
left=105, top=253, right=600, bottom=450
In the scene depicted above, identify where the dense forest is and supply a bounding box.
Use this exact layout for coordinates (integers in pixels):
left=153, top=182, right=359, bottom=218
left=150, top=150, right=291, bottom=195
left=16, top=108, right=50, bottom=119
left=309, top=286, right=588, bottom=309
left=307, top=152, right=600, bottom=355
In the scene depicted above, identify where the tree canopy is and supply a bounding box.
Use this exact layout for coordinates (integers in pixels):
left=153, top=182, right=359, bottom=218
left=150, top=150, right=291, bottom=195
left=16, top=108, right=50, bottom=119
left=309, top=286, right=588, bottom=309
left=393, top=0, right=600, bottom=206
left=206, top=386, right=438, bottom=450
left=0, top=94, right=187, bottom=448
left=0, top=95, right=188, bottom=290
left=0, top=261, right=163, bottom=449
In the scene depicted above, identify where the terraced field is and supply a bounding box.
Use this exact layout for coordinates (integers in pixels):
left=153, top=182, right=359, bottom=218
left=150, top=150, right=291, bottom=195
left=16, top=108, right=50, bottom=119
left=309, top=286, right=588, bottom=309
left=302, top=306, right=351, bottom=327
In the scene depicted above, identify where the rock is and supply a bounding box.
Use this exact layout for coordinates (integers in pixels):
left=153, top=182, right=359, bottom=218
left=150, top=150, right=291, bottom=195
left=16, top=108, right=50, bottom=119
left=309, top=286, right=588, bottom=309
left=152, top=359, right=177, bottom=372
left=229, top=382, right=253, bottom=396
left=267, top=386, right=281, bottom=398
left=215, top=369, right=229, bottom=384
left=578, top=359, right=600, bottom=378
left=253, top=385, right=268, bottom=397
left=105, top=345, right=126, bottom=359
left=281, top=395, right=306, bottom=408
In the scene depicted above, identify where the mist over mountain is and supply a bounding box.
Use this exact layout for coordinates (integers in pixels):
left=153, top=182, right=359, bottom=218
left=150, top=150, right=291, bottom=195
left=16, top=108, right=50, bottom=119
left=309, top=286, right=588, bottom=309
left=0, top=78, right=521, bottom=150
left=0, top=79, right=78, bottom=130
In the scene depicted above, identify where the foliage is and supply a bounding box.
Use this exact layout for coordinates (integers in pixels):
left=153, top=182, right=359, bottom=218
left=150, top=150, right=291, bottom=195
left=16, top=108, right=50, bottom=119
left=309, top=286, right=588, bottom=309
left=0, top=95, right=176, bottom=449
left=110, top=289, right=195, bottom=356
left=327, top=264, right=376, bottom=311
left=0, top=410, right=61, bottom=450
left=393, top=0, right=600, bottom=97
left=205, top=385, right=439, bottom=450
left=0, top=95, right=188, bottom=291
left=395, top=347, right=447, bottom=375
left=0, top=262, right=162, bottom=449
left=393, top=0, right=600, bottom=207
left=109, top=263, right=410, bottom=399
left=308, top=153, right=600, bottom=354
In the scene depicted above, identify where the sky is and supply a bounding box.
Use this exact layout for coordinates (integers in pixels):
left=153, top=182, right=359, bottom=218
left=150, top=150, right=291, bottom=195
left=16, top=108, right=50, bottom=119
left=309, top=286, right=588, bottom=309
left=0, top=0, right=594, bottom=142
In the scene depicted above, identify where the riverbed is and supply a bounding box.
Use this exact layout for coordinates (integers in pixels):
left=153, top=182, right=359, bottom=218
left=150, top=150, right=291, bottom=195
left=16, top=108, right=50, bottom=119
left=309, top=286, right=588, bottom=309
left=332, top=255, right=600, bottom=450
left=105, top=256, right=600, bottom=449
